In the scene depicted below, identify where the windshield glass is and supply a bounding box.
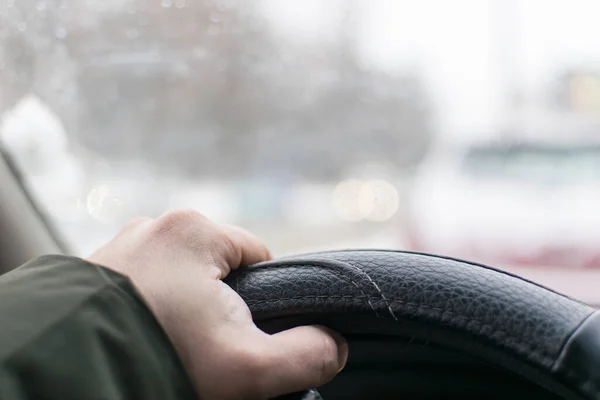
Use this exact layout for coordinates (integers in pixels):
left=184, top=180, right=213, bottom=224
left=2, top=0, right=600, bottom=303
left=463, top=144, right=600, bottom=184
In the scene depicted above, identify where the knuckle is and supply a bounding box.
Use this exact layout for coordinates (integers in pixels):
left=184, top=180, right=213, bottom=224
left=220, top=231, right=240, bottom=257
left=166, top=208, right=208, bottom=223
left=147, top=209, right=224, bottom=257
left=154, top=208, right=208, bottom=231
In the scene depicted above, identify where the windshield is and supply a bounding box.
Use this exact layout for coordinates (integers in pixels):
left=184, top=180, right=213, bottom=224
left=2, top=0, right=600, bottom=303
left=463, top=144, right=600, bottom=184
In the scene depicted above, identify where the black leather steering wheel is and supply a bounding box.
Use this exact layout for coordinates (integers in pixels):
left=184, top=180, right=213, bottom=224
left=225, top=250, right=600, bottom=400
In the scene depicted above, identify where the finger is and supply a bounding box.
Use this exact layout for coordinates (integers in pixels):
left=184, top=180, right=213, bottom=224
left=256, top=326, right=348, bottom=398
left=219, top=224, right=273, bottom=267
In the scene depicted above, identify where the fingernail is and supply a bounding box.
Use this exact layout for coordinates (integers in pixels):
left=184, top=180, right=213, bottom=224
left=327, top=329, right=349, bottom=372
left=336, top=339, right=348, bottom=373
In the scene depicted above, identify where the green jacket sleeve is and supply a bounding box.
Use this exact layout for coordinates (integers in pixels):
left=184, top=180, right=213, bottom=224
left=0, top=255, right=197, bottom=400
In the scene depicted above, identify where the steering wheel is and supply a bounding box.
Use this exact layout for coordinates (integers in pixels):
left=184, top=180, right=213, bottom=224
left=224, top=250, right=600, bottom=400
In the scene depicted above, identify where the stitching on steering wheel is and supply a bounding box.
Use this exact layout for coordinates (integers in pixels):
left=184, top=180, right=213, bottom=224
left=241, top=255, right=597, bottom=397
left=251, top=259, right=400, bottom=321
left=347, top=277, right=380, bottom=318
left=332, top=260, right=398, bottom=321
left=306, top=249, right=585, bottom=304
left=244, top=259, right=555, bottom=366
left=249, top=260, right=382, bottom=318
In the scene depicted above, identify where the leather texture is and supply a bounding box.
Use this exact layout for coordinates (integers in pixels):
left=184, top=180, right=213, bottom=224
left=225, top=250, right=600, bottom=399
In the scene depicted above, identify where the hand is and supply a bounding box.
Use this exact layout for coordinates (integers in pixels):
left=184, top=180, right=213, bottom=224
left=87, top=209, right=348, bottom=400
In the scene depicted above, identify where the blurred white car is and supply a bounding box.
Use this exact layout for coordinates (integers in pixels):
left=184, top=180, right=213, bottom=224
left=406, top=138, right=600, bottom=268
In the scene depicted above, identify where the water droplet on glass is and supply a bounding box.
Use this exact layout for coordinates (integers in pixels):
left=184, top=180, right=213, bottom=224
left=209, top=12, right=221, bottom=23
left=36, top=1, right=47, bottom=11
left=174, top=0, right=186, bottom=8
left=86, top=184, right=127, bottom=224
left=161, top=0, right=173, bottom=8
left=55, top=27, right=68, bottom=39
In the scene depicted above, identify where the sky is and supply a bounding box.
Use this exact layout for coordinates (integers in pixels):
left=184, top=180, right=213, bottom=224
left=259, top=0, right=600, bottom=136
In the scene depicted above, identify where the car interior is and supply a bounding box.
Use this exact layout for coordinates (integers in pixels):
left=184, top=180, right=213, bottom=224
left=4, top=2, right=600, bottom=399
left=0, top=150, right=62, bottom=273
left=2, top=150, right=599, bottom=400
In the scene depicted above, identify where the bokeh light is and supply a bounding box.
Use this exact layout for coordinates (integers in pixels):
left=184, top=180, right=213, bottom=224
left=332, top=179, right=366, bottom=222
left=362, top=179, right=400, bottom=222
left=332, top=178, right=399, bottom=222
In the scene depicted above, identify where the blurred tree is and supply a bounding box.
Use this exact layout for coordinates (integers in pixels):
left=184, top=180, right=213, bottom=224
left=0, top=0, right=85, bottom=142
left=1, top=0, right=433, bottom=181
left=250, top=3, right=433, bottom=181
left=69, top=0, right=278, bottom=177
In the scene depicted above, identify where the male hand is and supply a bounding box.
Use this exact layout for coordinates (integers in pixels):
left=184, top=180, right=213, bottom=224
left=87, top=209, right=348, bottom=400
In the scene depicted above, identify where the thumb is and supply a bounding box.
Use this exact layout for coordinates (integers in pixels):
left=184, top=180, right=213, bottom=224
left=258, top=325, right=348, bottom=398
